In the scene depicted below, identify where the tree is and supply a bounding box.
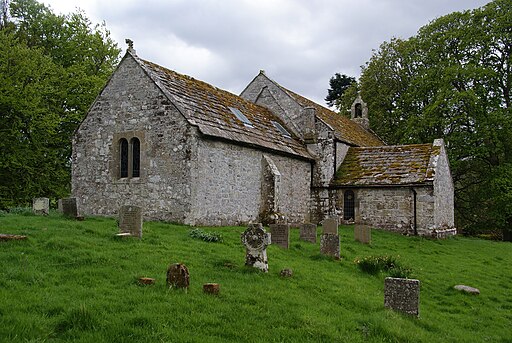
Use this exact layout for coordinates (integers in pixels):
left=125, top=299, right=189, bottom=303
left=325, top=73, right=356, bottom=107
left=358, top=0, right=512, bottom=236
left=0, top=0, right=120, bottom=208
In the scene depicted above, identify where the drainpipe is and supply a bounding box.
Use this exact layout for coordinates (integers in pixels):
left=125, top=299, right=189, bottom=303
left=411, top=188, right=418, bottom=236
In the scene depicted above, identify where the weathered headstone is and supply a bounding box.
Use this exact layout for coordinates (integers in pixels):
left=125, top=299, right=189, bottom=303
left=322, top=218, right=338, bottom=235
left=320, top=234, right=340, bottom=259
left=203, top=283, right=220, bottom=295
left=61, top=197, right=78, bottom=218
left=118, top=205, right=142, bottom=238
left=355, top=224, right=371, bottom=244
left=299, top=223, right=317, bottom=243
left=241, top=223, right=271, bottom=272
left=138, top=277, right=155, bottom=285
left=32, top=197, right=49, bottom=215
left=384, top=277, right=420, bottom=317
left=57, top=199, right=63, bottom=213
left=269, top=223, right=290, bottom=249
left=166, top=263, right=190, bottom=290
left=280, top=268, right=293, bottom=278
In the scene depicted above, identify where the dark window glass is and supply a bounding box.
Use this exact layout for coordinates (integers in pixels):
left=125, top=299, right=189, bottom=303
left=355, top=104, right=362, bottom=118
left=131, top=138, right=140, bottom=177
left=120, top=139, right=129, bottom=178
left=343, top=190, right=355, bottom=220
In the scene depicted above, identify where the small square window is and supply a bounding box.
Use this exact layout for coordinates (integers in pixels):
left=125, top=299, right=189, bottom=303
left=229, top=107, right=254, bottom=128
left=272, top=121, right=291, bottom=138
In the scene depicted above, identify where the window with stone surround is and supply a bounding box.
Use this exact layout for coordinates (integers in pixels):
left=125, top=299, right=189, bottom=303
left=343, top=190, right=355, bottom=220
left=114, top=132, right=144, bottom=180
left=120, top=139, right=129, bottom=178
left=131, top=137, right=140, bottom=177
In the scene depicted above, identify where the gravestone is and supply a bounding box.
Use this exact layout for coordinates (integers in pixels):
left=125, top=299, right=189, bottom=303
left=299, top=223, right=317, bottom=243
left=166, top=263, right=190, bottom=290
left=61, top=197, right=78, bottom=218
left=57, top=199, right=63, bottom=213
left=355, top=224, right=371, bottom=244
left=322, top=218, right=338, bottom=235
left=269, top=223, right=290, bottom=249
left=320, top=234, right=340, bottom=259
left=203, top=283, right=220, bottom=295
left=384, top=277, right=420, bottom=317
left=32, top=197, right=49, bottom=215
left=241, top=223, right=271, bottom=272
left=118, top=205, right=142, bottom=238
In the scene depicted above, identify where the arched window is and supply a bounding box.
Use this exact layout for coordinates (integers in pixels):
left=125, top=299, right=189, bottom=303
left=131, top=137, right=140, bottom=178
left=343, top=190, right=355, bottom=220
left=120, top=139, right=129, bottom=178
left=355, top=103, right=362, bottom=118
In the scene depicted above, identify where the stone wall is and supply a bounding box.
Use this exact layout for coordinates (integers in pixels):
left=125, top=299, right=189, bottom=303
left=189, top=138, right=311, bottom=226
left=72, top=54, right=197, bottom=222
left=433, top=139, right=455, bottom=228
left=337, top=186, right=435, bottom=234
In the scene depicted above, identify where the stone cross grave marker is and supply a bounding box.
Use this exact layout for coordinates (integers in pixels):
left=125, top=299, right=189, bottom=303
left=241, top=223, right=271, bottom=272
left=322, top=218, right=338, bottom=235
left=166, top=263, right=190, bottom=290
left=299, top=223, right=317, bottom=243
left=61, top=197, right=78, bottom=218
left=32, top=197, right=49, bottom=215
left=269, top=223, right=290, bottom=249
left=118, top=205, right=142, bottom=238
left=384, top=277, right=420, bottom=317
left=320, top=233, right=340, bottom=259
left=354, top=224, right=371, bottom=244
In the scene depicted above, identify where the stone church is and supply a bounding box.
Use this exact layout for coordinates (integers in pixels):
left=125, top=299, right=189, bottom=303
left=72, top=45, right=455, bottom=236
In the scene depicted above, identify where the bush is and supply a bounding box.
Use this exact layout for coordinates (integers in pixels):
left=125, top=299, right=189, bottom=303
left=8, top=207, right=34, bottom=216
left=189, top=228, right=223, bottom=243
left=354, top=255, right=412, bottom=278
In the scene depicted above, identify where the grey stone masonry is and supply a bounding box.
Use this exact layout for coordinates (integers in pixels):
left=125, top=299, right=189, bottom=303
left=384, top=277, right=420, bottom=317
left=354, top=224, right=371, bottom=244
left=119, top=205, right=142, bottom=238
left=320, top=234, right=340, bottom=259
left=299, top=223, right=317, bottom=243
left=241, top=223, right=271, bottom=272
left=32, top=198, right=49, bottom=215
left=322, top=218, right=338, bottom=235
left=269, top=223, right=290, bottom=249
left=61, top=198, right=79, bottom=218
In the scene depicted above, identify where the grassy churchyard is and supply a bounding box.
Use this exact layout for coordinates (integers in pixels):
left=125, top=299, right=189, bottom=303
left=0, top=209, right=511, bottom=342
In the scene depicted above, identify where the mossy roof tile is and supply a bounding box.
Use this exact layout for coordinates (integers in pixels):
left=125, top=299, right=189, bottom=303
left=332, top=143, right=440, bottom=186
left=133, top=55, right=312, bottom=160
left=269, top=82, right=384, bottom=147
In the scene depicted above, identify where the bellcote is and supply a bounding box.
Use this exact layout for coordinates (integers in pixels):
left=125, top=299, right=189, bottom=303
left=351, top=94, right=369, bottom=130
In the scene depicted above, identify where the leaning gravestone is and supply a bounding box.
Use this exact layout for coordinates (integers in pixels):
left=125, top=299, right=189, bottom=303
left=322, top=218, right=338, bottom=235
left=299, top=223, right=317, bottom=243
left=355, top=224, right=371, bottom=244
left=118, top=205, right=142, bottom=238
left=32, top=197, right=49, bottom=215
left=384, top=277, right=420, bottom=317
left=241, top=223, right=271, bottom=272
left=61, top=197, right=78, bottom=218
left=166, top=263, right=190, bottom=290
left=269, top=223, right=290, bottom=249
left=320, top=233, right=340, bottom=259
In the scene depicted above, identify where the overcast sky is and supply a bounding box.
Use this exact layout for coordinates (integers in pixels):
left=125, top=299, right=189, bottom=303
left=43, top=0, right=490, bottom=106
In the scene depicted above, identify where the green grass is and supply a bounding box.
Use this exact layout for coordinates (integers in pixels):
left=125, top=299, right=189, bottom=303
left=0, top=211, right=511, bottom=342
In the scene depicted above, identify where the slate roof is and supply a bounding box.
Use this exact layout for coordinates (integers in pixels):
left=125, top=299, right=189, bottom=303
left=332, top=143, right=441, bottom=187
left=262, top=76, right=384, bottom=147
left=131, top=52, right=312, bottom=160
